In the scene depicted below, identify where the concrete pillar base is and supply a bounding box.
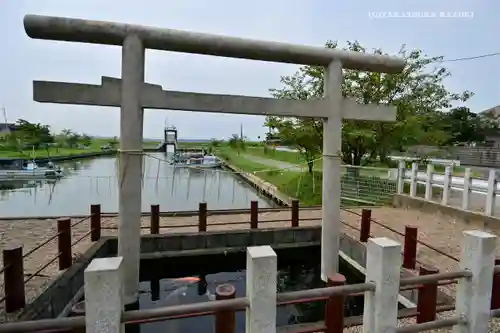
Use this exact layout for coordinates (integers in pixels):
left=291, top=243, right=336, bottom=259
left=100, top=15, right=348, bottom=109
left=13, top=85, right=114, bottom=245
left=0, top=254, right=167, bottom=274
left=124, top=300, right=140, bottom=333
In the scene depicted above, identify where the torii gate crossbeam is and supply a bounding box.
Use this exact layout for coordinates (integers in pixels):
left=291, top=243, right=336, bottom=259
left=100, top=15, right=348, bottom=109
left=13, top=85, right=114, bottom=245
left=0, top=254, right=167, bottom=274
left=24, top=14, right=405, bottom=307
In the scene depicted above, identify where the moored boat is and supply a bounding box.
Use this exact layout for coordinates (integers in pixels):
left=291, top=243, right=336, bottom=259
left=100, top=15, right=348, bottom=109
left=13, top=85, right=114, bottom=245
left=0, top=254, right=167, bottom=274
left=0, top=158, right=64, bottom=179
left=168, top=153, right=221, bottom=169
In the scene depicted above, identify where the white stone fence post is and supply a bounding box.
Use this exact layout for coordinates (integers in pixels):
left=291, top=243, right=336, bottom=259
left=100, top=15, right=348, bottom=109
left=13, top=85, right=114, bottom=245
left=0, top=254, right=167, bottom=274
left=397, top=160, right=405, bottom=194
left=85, top=257, right=124, bottom=333
left=398, top=162, right=500, bottom=217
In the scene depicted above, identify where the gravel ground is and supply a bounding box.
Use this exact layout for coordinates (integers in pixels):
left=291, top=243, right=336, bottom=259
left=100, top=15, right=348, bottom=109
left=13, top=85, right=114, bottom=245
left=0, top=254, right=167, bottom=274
left=0, top=206, right=499, bottom=330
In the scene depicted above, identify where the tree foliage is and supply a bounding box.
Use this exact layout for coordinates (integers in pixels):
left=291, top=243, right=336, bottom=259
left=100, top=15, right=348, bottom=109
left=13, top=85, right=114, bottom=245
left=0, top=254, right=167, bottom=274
left=13, top=119, right=54, bottom=149
left=228, top=133, right=246, bottom=155
left=266, top=40, right=485, bottom=167
left=0, top=119, right=94, bottom=152
left=56, top=129, right=93, bottom=148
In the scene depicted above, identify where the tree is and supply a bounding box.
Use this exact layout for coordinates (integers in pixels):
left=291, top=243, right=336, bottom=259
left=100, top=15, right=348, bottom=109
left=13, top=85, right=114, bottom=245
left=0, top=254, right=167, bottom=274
left=108, top=136, right=119, bottom=148
left=210, top=138, right=221, bottom=148
left=267, top=41, right=473, bottom=166
left=228, top=134, right=246, bottom=155
left=13, top=119, right=54, bottom=149
left=437, top=107, right=498, bottom=145
left=80, top=134, right=92, bottom=147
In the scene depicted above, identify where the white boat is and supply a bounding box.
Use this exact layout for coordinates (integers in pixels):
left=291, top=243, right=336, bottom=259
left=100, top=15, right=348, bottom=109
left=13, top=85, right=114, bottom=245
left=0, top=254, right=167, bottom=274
left=169, top=153, right=221, bottom=169
left=0, top=158, right=64, bottom=179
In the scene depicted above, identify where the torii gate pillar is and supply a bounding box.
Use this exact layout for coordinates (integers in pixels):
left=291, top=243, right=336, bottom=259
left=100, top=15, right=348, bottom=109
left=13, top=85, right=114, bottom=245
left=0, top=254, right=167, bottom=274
left=119, top=35, right=145, bottom=305
left=322, top=61, right=343, bottom=280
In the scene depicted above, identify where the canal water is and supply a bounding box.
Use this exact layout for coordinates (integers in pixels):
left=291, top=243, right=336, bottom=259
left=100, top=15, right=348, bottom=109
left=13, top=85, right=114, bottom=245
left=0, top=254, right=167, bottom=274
left=0, top=153, right=275, bottom=217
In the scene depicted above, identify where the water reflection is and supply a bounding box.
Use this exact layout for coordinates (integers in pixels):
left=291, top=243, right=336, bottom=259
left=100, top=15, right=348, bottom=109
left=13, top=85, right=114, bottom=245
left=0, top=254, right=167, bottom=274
left=138, top=262, right=363, bottom=333
left=140, top=268, right=312, bottom=333
left=0, top=179, right=59, bottom=204
left=0, top=153, right=275, bottom=217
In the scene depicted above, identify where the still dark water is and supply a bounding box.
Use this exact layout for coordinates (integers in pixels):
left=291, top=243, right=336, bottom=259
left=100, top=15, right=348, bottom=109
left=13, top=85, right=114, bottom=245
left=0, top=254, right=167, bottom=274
left=0, top=153, right=275, bottom=217
left=135, top=252, right=363, bottom=333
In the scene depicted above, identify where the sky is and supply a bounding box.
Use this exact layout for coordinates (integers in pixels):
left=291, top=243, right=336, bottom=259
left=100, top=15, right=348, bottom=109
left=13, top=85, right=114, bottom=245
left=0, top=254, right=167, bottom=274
left=0, top=0, right=498, bottom=140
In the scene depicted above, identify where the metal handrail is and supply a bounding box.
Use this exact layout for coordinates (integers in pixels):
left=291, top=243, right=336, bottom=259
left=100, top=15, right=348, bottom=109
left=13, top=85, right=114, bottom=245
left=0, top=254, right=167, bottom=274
left=0, top=316, right=84, bottom=333
left=277, top=282, right=375, bottom=304
left=395, top=316, right=466, bottom=333
left=122, top=297, right=247, bottom=322
left=399, top=270, right=472, bottom=287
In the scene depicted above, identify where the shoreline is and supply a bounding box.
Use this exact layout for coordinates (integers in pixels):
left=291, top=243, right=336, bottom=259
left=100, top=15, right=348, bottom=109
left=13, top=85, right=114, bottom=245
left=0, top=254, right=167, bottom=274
left=220, top=160, right=295, bottom=207
left=0, top=147, right=161, bottom=163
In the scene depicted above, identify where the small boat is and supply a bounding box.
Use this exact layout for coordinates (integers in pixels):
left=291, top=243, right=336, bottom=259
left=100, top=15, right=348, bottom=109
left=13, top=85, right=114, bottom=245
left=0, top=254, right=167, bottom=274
left=0, top=158, right=64, bottom=180
left=168, top=152, right=221, bottom=169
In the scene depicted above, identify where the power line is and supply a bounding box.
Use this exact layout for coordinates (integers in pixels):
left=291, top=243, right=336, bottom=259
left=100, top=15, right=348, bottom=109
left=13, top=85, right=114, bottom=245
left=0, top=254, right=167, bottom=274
left=434, top=51, right=500, bottom=63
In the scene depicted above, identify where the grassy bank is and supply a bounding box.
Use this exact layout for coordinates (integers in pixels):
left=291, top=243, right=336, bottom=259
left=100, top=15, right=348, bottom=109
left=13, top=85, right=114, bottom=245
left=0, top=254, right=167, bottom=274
left=218, top=148, right=321, bottom=205
left=218, top=148, right=396, bottom=207
left=0, top=139, right=161, bottom=159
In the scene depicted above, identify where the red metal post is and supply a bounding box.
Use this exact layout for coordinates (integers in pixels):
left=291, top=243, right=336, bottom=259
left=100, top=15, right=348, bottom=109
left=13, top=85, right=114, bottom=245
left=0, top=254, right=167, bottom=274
left=416, top=265, right=438, bottom=323
left=359, top=209, right=371, bottom=242
left=403, top=225, right=418, bottom=270
left=291, top=200, right=299, bottom=227
left=491, top=258, right=500, bottom=310
left=57, top=218, right=73, bottom=270
left=198, top=202, right=207, bottom=232
left=250, top=201, right=258, bottom=229
left=150, top=204, right=160, bottom=235
left=3, top=246, right=25, bottom=313
left=90, top=204, right=101, bottom=241
left=325, top=273, right=345, bottom=333
left=215, top=284, right=236, bottom=333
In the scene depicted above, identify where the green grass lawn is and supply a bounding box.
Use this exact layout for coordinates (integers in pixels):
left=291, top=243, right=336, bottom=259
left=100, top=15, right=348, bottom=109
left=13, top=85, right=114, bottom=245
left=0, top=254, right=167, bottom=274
left=0, top=139, right=161, bottom=159
left=245, top=146, right=323, bottom=168
left=243, top=147, right=392, bottom=178
left=218, top=148, right=396, bottom=206
left=245, top=146, right=477, bottom=177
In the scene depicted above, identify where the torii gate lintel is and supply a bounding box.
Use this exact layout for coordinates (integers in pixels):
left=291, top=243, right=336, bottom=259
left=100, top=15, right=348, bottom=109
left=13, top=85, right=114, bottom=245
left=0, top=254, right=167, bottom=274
left=33, top=76, right=397, bottom=121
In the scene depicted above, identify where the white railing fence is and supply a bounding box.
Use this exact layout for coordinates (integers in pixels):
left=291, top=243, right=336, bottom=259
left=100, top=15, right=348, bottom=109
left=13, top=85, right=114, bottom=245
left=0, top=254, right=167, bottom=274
left=396, top=160, right=499, bottom=215
left=78, top=231, right=499, bottom=333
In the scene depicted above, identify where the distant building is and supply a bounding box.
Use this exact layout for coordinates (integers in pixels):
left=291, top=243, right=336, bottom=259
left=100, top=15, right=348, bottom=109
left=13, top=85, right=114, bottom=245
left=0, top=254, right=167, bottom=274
left=481, top=105, right=500, bottom=119
left=0, top=123, right=16, bottom=135
left=480, top=105, right=500, bottom=147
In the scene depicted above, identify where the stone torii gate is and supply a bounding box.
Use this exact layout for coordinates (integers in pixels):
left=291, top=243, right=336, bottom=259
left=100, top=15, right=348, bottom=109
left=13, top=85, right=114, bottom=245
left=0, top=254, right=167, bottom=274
left=24, top=14, right=405, bottom=305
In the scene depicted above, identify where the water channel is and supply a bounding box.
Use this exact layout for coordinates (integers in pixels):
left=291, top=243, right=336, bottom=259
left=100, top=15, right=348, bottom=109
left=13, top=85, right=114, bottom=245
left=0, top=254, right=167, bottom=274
left=0, top=153, right=276, bottom=217
left=135, top=246, right=364, bottom=333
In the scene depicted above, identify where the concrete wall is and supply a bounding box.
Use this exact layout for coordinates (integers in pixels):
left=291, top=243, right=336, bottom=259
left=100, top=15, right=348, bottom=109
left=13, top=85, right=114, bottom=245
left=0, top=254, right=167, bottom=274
left=398, top=145, right=500, bottom=168
left=22, top=225, right=455, bottom=322
left=393, top=193, right=500, bottom=233
left=221, top=161, right=294, bottom=206
left=22, top=228, right=365, bottom=321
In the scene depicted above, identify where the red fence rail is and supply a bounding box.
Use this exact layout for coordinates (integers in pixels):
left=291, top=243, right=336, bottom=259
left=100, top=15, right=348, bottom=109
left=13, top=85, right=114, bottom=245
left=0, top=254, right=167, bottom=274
left=0, top=208, right=97, bottom=313
left=2, top=268, right=500, bottom=333
left=1, top=201, right=499, bottom=325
